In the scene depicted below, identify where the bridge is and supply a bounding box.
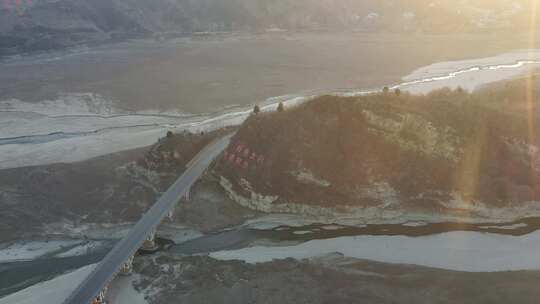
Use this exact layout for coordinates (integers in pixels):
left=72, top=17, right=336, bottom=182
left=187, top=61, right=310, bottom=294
left=62, top=133, right=233, bottom=304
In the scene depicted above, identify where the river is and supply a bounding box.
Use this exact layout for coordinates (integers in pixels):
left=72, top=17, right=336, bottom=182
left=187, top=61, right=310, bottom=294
left=3, top=216, right=540, bottom=298
left=171, top=216, right=540, bottom=256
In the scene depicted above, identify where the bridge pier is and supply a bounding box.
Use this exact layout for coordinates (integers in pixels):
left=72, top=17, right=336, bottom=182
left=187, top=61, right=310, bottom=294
left=139, top=230, right=158, bottom=253
left=119, top=255, right=134, bottom=276
left=91, top=286, right=108, bottom=304
left=184, top=187, right=190, bottom=201
left=167, top=209, right=174, bottom=221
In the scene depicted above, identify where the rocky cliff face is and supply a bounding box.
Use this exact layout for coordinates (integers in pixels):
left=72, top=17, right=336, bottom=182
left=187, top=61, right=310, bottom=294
left=0, top=0, right=533, bottom=56
left=215, top=78, right=540, bottom=223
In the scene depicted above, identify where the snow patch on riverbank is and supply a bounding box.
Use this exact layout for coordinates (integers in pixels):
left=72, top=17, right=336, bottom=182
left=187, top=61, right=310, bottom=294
left=43, top=221, right=134, bottom=240
left=54, top=241, right=108, bottom=258
left=0, top=238, right=109, bottom=262
left=399, top=50, right=540, bottom=93
left=479, top=223, right=528, bottom=230
left=0, top=240, right=81, bottom=262
left=210, top=230, right=540, bottom=272
left=404, top=50, right=540, bottom=81
left=155, top=224, right=204, bottom=244
left=0, top=93, right=120, bottom=116
left=106, top=274, right=148, bottom=304
left=0, top=94, right=307, bottom=169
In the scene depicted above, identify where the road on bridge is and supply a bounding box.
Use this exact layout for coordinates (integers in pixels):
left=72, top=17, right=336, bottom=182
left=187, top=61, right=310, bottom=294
left=62, top=133, right=234, bottom=304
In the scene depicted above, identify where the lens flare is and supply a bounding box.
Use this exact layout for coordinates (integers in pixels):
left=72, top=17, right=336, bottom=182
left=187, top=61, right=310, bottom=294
left=527, top=0, right=538, bottom=178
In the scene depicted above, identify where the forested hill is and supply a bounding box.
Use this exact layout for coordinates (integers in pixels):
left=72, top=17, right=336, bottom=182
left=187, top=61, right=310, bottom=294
left=215, top=77, right=540, bottom=222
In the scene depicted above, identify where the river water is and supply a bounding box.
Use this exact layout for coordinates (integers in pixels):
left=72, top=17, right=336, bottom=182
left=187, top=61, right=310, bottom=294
left=3, top=217, right=539, bottom=298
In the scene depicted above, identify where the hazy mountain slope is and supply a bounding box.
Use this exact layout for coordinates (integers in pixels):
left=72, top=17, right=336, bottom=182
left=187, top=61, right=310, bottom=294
left=0, top=0, right=534, bottom=56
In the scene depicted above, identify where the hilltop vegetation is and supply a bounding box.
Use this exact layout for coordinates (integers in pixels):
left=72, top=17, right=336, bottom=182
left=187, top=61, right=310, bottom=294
left=216, top=77, right=540, bottom=222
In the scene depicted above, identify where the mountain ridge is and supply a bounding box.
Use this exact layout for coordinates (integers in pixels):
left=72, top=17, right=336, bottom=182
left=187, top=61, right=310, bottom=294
left=0, top=0, right=535, bottom=56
